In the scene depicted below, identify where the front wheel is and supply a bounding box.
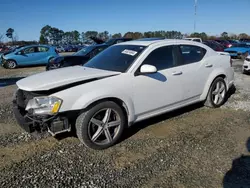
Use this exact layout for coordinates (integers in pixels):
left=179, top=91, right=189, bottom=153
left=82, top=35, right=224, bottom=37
left=204, top=77, right=227, bottom=108
left=5, top=60, right=17, bottom=69
left=76, top=101, right=126, bottom=150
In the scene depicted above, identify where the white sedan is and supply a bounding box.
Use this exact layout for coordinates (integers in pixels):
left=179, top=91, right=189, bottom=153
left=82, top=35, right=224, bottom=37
left=243, top=55, right=250, bottom=74
left=13, top=39, right=234, bottom=150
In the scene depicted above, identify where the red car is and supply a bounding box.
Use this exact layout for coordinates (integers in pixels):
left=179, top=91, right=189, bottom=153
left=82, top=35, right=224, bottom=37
left=203, top=41, right=225, bottom=52
left=214, top=39, right=232, bottom=48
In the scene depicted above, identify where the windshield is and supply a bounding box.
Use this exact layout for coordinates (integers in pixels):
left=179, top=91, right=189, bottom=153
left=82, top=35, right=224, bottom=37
left=104, top=39, right=116, bottom=45
left=74, top=46, right=95, bottom=56
left=84, top=45, right=146, bottom=72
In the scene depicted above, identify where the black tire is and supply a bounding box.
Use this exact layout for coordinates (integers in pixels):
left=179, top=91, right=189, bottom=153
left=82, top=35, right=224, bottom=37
left=4, top=59, right=17, bottom=69
left=204, top=77, right=227, bottom=108
left=76, top=101, right=126, bottom=150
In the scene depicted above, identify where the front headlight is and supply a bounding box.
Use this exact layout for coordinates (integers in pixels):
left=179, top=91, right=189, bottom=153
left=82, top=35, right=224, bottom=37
left=25, top=96, right=62, bottom=115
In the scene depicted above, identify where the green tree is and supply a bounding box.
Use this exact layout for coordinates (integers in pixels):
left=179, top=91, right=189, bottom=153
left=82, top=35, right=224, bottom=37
left=112, top=33, right=122, bottom=38
left=6, top=28, right=14, bottom=42
left=238, top=33, right=249, bottom=39
left=221, top=32, right=229, bottom=39
left=39, top=35, right=48, bottom=44
left=85, top=31, right=98, bottom=39
left=72, top=30, right=80, bottom=43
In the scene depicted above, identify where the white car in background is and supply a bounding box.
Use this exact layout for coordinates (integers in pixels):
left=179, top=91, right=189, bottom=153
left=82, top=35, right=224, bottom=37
left=184, top=38, right=203, bottom=43
left=13, top=39, right=234, bottom=150
left=242, top=56, right=250, bottom=74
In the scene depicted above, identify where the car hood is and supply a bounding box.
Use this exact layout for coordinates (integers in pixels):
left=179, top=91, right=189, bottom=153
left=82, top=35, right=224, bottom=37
left=224, top=47, right=250, bottom=52
left=17, top=66, right=121, bottom=91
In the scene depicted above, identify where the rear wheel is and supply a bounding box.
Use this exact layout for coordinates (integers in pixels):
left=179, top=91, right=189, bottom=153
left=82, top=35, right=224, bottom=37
left=204, top=77, right=227, bottom=108
left=5, top=60, right=17, bottom=69
left=76, top=101, right=126, bottom=150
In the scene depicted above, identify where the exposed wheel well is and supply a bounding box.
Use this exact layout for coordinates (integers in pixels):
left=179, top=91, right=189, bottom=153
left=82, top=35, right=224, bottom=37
left=213, top=74, right=227, bottom=88
left=84, top=98, right=129, bottom=124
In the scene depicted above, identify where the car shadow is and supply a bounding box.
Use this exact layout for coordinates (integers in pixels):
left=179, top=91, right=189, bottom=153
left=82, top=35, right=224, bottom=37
left=0, top=77, right=25, bottom=87
left=120, top=102, right=204, bottom=143
left=223, top=137, right=250, bottom=188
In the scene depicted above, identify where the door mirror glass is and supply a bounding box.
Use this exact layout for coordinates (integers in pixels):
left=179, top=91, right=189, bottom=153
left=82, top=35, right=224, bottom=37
left=140, top=64, right=157, bottom=74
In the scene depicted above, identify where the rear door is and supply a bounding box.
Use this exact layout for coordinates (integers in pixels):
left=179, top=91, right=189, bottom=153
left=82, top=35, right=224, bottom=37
left=175, top=44, right=211, bottom=102
left=36, top=46, right=50, bottom=64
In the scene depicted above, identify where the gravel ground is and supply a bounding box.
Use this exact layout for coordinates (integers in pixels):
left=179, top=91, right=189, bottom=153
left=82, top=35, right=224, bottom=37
left=0, top=59, right=250, bottom=188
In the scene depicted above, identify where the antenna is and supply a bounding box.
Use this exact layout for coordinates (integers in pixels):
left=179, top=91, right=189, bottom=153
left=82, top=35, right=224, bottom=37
left=194, top=0, right=197, bottom=32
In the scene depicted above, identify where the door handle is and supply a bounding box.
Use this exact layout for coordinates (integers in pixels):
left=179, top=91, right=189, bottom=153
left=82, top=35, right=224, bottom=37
left=205, top=64, right=213, bottom=68
left=172, top=71, right=182, bottom=76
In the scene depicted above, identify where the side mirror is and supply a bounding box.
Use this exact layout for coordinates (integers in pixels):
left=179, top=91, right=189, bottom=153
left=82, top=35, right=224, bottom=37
left=140, top=64, right=157, bottom=74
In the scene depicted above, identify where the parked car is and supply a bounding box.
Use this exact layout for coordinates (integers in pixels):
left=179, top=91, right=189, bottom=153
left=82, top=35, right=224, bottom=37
left=46, top=44, right=108, bottom=70
left=224, top=43, right=250, bottom=59
left=242, top=55, right=250, bottom=74
left=1, top=45, right=58, bottom=69
left=214, top=39, right=232, bottom=48
left=55, top=46, right=65, bottom=53
left=184, top=38, right=202, bottom=42
left=203, top=40, right=225, bottom=52
left=13, top=39, right=234, bottom=150
left=239, top=38, right=250, bottom=45
left=46, top=38, right=133, bottom=70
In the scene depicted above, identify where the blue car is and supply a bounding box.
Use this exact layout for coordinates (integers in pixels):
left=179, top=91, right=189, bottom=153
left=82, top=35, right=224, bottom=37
left=224, top=43, right=250, bottom=59
left=1, top=45, right=59, bottom=69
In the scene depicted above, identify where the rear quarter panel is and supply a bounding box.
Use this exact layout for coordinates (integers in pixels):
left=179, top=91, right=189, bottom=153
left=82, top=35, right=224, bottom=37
left=200, top=53, right=234, bottom=100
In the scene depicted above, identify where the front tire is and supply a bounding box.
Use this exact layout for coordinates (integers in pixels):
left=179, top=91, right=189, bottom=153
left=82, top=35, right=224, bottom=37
left=204, top=77, right=227, bottom=108
left=76, top=101, right=126, bottom=150
left=5, top=60, right=17, bottom=69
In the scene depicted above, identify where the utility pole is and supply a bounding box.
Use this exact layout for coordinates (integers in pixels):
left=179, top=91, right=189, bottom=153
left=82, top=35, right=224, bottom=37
left=194, top=0, right=197, bottom=32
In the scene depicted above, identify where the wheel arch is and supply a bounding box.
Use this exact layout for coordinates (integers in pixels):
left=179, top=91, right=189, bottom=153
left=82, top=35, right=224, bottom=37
left=200, top=71, right=227, bottom=100
left=71, top=94, right=136, bottom=125
left=4, top=59, right=18, bottom=68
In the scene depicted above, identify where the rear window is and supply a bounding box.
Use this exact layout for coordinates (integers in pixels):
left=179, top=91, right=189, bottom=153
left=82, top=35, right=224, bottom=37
left=38, top=47, right=49, bottom=52
left=179, top=45, right=206, bottom=64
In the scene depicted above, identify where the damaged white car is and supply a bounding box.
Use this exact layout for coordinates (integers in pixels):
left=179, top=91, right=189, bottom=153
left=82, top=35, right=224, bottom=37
left=13, top=39, right=234, bottom=150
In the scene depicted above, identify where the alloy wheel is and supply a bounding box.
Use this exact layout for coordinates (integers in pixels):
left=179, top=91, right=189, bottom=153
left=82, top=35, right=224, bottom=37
left=212, top=81, right=226, bottom=105
left=7, top=60, right=16, bottom=69
left=88, top=108, right=121, bottom=145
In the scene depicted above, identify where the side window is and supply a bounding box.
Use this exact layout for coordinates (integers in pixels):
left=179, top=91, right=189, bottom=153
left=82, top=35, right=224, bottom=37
left=38, top=47, right=49, bottom=52
left=179, top=45, right=206, bottom=65
left=142, top=46, right=176, bottom=70
left=193, top=39, right=201, bottom=42
left=23, top=47, right=35, bottom=54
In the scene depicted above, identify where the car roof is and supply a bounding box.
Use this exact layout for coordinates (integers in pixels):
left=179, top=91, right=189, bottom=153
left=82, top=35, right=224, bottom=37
left=115, top=39, right=207, bottom=47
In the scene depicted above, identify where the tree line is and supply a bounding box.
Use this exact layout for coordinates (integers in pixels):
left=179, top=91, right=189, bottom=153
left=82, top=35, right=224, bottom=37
left=38, top=25, right=250, bottom=45
left=1, top=25, right=250, bottom=46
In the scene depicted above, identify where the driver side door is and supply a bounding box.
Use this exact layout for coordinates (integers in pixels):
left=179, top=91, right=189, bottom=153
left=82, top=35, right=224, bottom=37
left=16, top=47, right=37, bottom=65
left=131, top=45, right=184, bottom=121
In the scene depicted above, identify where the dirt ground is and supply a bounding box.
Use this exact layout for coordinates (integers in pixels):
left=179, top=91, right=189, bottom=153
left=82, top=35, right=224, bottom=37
left=0, top=59, right=250, bottom=188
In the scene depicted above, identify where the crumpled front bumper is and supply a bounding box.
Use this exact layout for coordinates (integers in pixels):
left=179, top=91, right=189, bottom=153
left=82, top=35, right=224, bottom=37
left=12, top=89, right=71, bottom=135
